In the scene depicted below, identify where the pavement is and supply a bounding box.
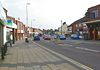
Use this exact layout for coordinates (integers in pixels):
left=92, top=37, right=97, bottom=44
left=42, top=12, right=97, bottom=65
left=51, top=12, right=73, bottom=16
left=0, top=40, right=91, bottom=70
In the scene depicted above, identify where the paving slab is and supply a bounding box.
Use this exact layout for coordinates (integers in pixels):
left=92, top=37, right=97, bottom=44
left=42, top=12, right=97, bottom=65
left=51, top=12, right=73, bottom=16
left=0, top=40, right=87, bottom=70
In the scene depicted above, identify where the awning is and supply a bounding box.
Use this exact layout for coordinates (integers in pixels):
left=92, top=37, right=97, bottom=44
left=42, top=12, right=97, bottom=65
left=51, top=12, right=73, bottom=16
left=6, top=22, right=17, bottom=29
left=4, top=20, right=17, bottom=29
left=12, top=23, right=17, bottom=29
left=82, top=20, right=100, bottom=24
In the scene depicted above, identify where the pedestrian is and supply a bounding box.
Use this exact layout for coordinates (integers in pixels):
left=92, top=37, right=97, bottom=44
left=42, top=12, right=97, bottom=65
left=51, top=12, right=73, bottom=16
left=10, top=34, right=13, bottom=47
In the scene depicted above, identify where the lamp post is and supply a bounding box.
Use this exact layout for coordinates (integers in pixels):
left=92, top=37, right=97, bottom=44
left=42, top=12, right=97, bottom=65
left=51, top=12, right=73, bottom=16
left=61, top=20, right=62, bottom=35
left=26, top=3, right=30, bottom=27
left=26, top=3, right=30, bottom=41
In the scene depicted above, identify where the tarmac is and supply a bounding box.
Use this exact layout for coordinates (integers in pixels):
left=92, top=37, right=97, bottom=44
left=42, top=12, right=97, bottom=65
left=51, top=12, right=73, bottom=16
left=0, top=40, right=91, bottom=70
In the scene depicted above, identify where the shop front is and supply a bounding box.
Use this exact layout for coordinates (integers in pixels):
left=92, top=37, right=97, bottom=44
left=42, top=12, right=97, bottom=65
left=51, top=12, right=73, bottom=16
left=6, top=20, right=17, bottom=44
left=84, top=20, right=100, bottom=40
left=0, top=1, right=7, bottom=59
left=0, top=19, right=3, bottom=48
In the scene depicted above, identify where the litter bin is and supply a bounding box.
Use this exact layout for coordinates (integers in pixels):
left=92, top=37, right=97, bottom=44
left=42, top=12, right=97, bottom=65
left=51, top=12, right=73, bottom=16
left=25, top=37, right=29, bottom=43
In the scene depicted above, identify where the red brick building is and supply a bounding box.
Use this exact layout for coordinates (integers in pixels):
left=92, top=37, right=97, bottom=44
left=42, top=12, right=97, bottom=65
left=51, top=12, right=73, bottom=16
left=83, top=4, right=100, bottom=40
left=69, top=17, right=88, bottom=34
left=6, top=16, right=17, bottom=43
left=15, top=20, right=24, bottom=40
left=70, top=4, right=100, bottom=40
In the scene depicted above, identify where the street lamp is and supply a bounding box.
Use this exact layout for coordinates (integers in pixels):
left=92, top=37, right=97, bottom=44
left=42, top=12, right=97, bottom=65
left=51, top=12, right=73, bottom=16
left=61, top=20, right=62, bottom=35
left=25, top=3, right=30, bottom=42
left=26, top=3, right=30, bottom=27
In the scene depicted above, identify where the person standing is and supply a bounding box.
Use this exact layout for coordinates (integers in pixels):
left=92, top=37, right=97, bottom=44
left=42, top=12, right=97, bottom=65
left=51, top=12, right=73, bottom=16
left=10, top=34, right=13, bottom=47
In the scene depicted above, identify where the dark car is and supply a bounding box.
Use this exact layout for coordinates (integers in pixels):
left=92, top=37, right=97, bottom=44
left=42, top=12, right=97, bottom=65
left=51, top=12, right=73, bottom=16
left=34, top=36, right=40, bottom=41
left=59, top=35, right=66, bottom=40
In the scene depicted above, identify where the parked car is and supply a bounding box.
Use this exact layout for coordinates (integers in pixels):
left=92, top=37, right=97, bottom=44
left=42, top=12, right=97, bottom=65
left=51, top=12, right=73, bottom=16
left=59, top=35, right=66, bottom=40
left=43, top=35, right=51, bottom=40
left=71, top=34, right=83, bottom=39
left=54, top=35, right=57, bottom=39
left=34, top=36, right=40, bottom=41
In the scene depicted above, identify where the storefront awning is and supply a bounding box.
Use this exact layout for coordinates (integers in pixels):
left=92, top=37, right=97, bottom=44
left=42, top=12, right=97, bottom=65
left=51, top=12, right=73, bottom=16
left=6, top=22, right=17, bottom=29
left=82, top=20, right=100, bottom=24
left=4, top=20, right=17, bottom=29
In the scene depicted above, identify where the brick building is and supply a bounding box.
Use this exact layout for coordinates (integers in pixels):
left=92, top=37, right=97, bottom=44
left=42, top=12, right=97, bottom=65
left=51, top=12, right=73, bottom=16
left=15, top=20, right=24, bottom=40
left=83, top=4, right=100, bottom=40
left=69, top=4, right=100, bottom=40
left=70, top=17, right=88, bottom=35
left=6, top=16, right=17, bottom=44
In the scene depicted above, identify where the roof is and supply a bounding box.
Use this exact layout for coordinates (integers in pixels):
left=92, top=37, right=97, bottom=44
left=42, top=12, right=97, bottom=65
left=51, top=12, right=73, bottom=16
left=69, top=17, right=89, bottom=26
left=88, top=4, right=100, bottom=10
left=73, top=17, right=89, bottom=24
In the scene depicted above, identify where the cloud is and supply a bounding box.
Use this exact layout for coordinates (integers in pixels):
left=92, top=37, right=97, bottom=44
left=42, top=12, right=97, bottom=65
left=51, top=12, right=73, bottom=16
left=1, top=0, right=100, bottom=29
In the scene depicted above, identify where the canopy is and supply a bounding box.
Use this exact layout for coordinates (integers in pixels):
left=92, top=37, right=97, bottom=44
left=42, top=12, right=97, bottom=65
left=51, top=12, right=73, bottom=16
left=5, top=20, right=17, bottom=29
left=6, top=22, right=17, bottom=29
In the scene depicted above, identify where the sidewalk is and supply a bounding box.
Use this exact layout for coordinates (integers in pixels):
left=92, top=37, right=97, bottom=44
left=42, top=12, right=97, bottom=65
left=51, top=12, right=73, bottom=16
left=0, top=40, right=87, bottom=70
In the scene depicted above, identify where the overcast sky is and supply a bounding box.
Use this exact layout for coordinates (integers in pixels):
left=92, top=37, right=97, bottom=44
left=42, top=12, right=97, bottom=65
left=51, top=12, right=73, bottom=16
left=1, top=0, right=100, bottom=29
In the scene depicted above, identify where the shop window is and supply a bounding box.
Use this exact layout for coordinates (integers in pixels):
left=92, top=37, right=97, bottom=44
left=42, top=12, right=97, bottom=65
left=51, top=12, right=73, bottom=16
left=0, top=24, right=3, bottom=47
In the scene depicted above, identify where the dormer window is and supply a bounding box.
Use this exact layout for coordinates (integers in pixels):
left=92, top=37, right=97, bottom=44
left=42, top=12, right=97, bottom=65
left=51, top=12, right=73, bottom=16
left=91, top=10, right=98, bottom=19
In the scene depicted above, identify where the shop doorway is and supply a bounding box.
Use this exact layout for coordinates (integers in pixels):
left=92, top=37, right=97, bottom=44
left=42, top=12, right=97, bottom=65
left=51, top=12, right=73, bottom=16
left=0, top=23, right=3, bottom=47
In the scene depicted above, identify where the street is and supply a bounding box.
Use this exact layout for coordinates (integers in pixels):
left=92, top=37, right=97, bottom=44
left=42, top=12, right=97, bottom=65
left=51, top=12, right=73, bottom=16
left=1, top=0, right=100, bottom=70
left=35, top=39, right=100, bottom=70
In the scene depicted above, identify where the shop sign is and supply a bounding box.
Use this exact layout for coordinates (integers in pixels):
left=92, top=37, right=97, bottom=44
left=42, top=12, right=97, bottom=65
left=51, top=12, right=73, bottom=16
left=6, top=20, right=12, bottom=26
left=6, top=20, right=17, bottom=28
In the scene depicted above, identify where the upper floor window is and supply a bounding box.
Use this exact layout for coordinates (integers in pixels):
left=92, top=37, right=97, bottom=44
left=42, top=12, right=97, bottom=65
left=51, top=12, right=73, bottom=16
left=76, top=24, right=78, bottom=27
left=91, top=10, right=98, bottom=19
left=79, top=24, right=82, bottom=27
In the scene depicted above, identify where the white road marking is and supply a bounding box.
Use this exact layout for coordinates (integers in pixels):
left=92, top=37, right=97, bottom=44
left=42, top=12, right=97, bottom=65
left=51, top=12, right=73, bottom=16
left=58, top=44, right=73, bottom=47
left=76, top=47, right=100, bottom=53
left=33, top=42, right=93, bottom=70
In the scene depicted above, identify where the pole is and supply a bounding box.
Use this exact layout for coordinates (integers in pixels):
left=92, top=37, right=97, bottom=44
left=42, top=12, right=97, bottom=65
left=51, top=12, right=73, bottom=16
left=26, top=4, right=28, bottom=38
left=61, top=20, right=62, bottom=35
left=26, top=3, right=30, bottom=38
left=26, top=4, right=28, bottom=27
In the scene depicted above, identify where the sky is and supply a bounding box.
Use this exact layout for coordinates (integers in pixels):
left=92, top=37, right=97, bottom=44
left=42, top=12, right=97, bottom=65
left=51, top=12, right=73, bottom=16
left=1, top=0, right=100, bottom=29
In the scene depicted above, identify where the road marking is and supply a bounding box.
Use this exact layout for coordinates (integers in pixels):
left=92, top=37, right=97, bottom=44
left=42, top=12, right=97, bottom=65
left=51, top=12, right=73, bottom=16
left=76, top=47, right=100, bottom=53
left=44, top=40, right=50, bottom=43
left=58, top=44, right=73, bottom=47
left=33, top=42, right=93, bottom=70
